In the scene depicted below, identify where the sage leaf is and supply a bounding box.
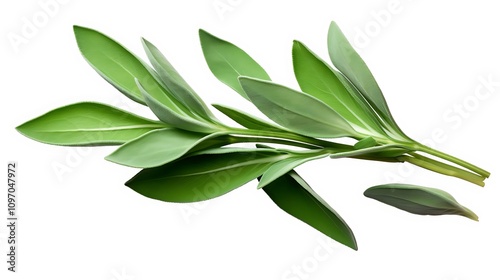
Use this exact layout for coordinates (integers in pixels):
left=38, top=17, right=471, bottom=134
left=126, top=150, right=288, bottom=202
left=16, top=102, right=165, bottom=146
left=262, top=170, right=357, bottom=250
left=106, top=129, right=228, bottom=168
left=257, top=152, right=327, bottom=189
left=212, top=104, right=284, bottom=131
left=292, top=41, right=384, bottom=136
left=136, top=80, right=217, bottom=133
left=142, top=38, right=216, bottom=121
left=74, top=26, right=158, bottom=105
left=239, top=77, right=358, bottom=138
left=327, top=22, right=407, bottom=138
left=199, top=29, right=271, bottom=99
left=364, top=184, right=478, bottom=221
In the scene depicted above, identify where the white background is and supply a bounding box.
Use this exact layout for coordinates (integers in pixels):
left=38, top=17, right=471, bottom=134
left=1, top=0, right=500, bottom=279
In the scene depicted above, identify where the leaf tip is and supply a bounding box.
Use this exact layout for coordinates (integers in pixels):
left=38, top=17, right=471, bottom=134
left=349, top=240, right=359, bottom=251
left=463, top=208, right=479, bottom=222
left=140, top=37, right=149, bottom=46
left=198, top=29, right=212, bottom=41
left=72, top=25, right=85, bottom=33
left=292, top=39, right=301, bottom=46
left=256, top=181, right=266, bottom=190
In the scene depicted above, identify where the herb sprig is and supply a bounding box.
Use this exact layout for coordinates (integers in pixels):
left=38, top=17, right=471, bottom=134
left=16, top=22, right=490, bottom=250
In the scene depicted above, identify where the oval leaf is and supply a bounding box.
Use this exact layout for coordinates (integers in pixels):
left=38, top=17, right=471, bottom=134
left=364, top=184, right=478, bottom=221
left=136, top=80, right=216, bottom=133
left=293, top=41, right=384, bottom=136
left=239, top=77, right=358, bottom=138
left=327, top=22, right=394, bottom=124
left=142, top=38, right=216, bottom=121
left=212, top=104, right=284, bottom=131
left=74, top=26, right=156, bottom=105
left=262, top=170, right=358, bottom=250
left=16, top=102, right=165, bottom=146
left=126, top=150, right=288, bottom=202
left=106, top=129, right=226, bottom=168
left=199, top=29, right=271, bottom=99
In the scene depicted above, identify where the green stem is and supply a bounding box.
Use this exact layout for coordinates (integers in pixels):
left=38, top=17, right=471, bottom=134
left=399, top=155, right=485, bottom=187
left=417, top=144, right=490, bottom=178
left=219, top=126, right=489, bottom=186
left=227, top=135, right=322, bottom=150
left=228, top=128, right=352, bottom=151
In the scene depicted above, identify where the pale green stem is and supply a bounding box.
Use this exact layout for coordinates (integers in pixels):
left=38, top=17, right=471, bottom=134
left=416, top=144, right=490, bottom=178
left=399, top=155, right=485, bottom=187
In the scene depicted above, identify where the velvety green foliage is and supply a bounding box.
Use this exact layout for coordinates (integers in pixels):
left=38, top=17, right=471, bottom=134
left=239, top=77, right=358, bottom=138
left=327, top=22, right=395, bottom=129
left=106, top=129, right=225, bottom=168
left=142, top=38, right=216, bottom=121
left=262, top=170, right=357, bottom=250
left=136, top=80, right=217, bottom=133
left=293, top=41, right=385, bottom=136
left=364, top=184, right=478, bottom=221
left=199, top=29, right=271, bottom=99
left=126, top=149, right=288, bottom=202
left=16, top=22, right=489, bottom=252
left=16, top=102, right=165, bottom=146
left=74, top=26, right=158, bottom=105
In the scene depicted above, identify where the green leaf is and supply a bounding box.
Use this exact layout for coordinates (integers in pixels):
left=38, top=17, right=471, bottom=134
left=257, top=152, right=327, bottom=189
left=212, top=104, right=284, bottom=131
left=354, top=137, right=377, bottom=149
left=74, top=26, right=159, bottom=105
left=199, top=29, right=271, bottom=99
left=16, top=102, right=165, bottom=146
left=327, top=22, right=404, bottom=135
left=292, top=41, right=384, bottom=136
left=239, top=77, right=358, bottom=138
left=136, top=80, right=216, bottom=133
left=106, top=129, right=226, bottom=168
left=364, top=184, right=478, bottom=221
left=262, top=170, right=358, bottom=250
left=141, top=38, right=216, bottom=121
left=126, top=150, right=288, bottom=202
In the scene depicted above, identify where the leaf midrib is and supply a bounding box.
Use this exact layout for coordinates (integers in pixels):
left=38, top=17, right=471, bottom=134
left=32, top=124, right=164, bottom=133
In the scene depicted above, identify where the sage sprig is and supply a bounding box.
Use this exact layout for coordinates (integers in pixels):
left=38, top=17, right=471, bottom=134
left=16, top=22, right=490, bottom=251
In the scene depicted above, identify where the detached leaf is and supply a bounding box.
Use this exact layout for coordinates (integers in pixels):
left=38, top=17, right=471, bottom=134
left=106, top=129, right=227, bottom=168
left=212, top=104, right=284, bottom=131
left=327, top=22, right=408, bottom=139
left=142, top=38, right=216, bottom=121
left=292, top=41, right=384, bottom=136
left=126, top=150, right=288, bottom=202
left=16, top=102, right=165, bottom=146
left=239, top=77, right=357, bottom=138
left=136, top=80, right=217, bottom=133
left=262, top=170, right=357, bottom=250
left=199, top=29, right=271, bottom=99
left=364, top=184, right=478, bottom=221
